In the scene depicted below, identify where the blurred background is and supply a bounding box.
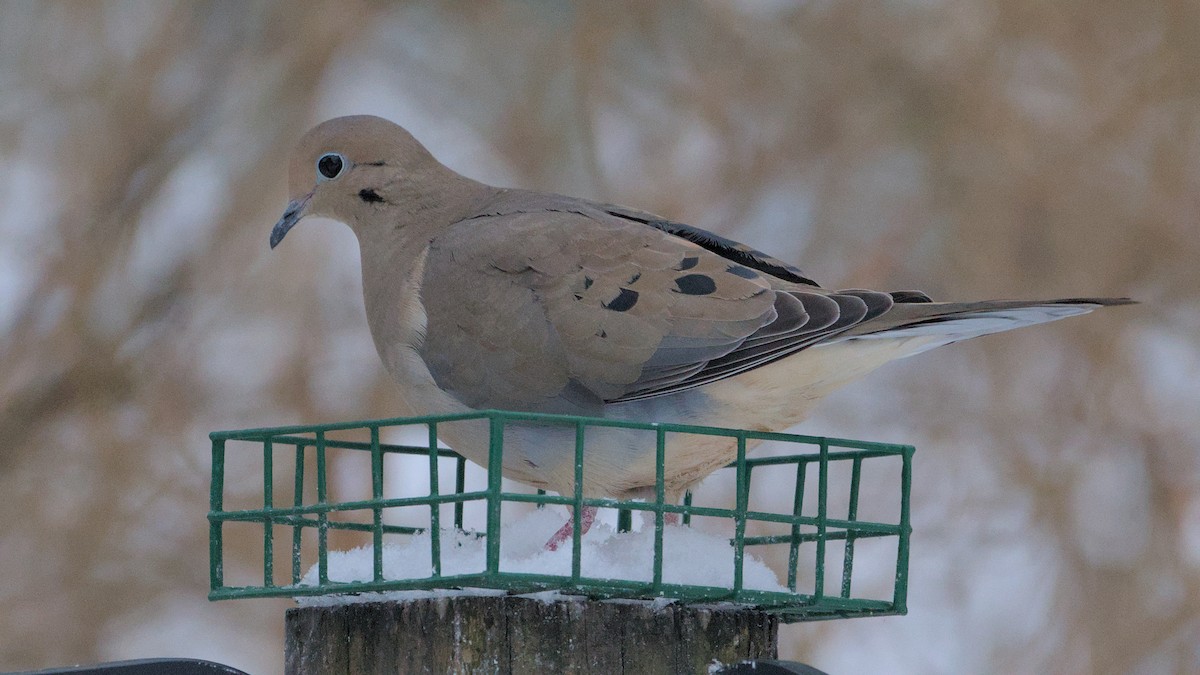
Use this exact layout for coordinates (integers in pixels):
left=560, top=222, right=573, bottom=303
left=1, top=1, right=1197, bottom=673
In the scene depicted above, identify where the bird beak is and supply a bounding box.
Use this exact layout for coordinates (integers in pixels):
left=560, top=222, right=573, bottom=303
left=270, top=195, right=311, bottom=249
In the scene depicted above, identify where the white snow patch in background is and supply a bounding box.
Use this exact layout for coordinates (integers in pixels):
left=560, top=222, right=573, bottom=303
left=296, top=508, right=787, bottom=607
left=128, top=153, right=224, bottom=290
left=1070, top=450, right=1151, bottom=566
left=1181, top=496, right=1200, bottom=569
left=1135, top=326, right=1200, bottom=418
left=99, top=593, right=279, bottom=675
left=0, top=160, right=60, bottom=335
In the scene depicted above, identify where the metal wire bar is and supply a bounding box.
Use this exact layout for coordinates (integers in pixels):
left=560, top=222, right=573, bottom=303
left=485, top=417, right=503, bottom=575
left=264, top=515, right=428, bottom=535
left=571, top=422, right=585, bottom=582
left=315, top=431, right=328, bottom=586
left=652, top=427, right=666, bottom=591
left=617, top=509, right=632, bottom=532
left=263, top=437, right=274, bottom=588
left=216, top=491, right=492, bottom=520
left=787, top=461, right=807, bottom=592
left=428, top=423, right=442, bottom=578
left=266, top=435, right=461, bottom=457
left=291, top=443, right=305, bottom=584
left=454, top=457, right=466, bottom=529
left=895, top=444, right=914, bottom=614
left=732, top=433, right=748, bottom=593
left=814, top=438, right=828, bottom=601
left=208, top=438, right=225, bottom=593
left=841, top=457, right=862, bottom=599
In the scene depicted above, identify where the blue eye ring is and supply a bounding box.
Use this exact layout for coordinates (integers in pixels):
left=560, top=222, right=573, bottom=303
left=316, top=152, right=346, bottom=181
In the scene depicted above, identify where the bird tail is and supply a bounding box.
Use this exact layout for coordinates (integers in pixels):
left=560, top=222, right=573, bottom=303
left=828, top=296, right=1135, bottom=354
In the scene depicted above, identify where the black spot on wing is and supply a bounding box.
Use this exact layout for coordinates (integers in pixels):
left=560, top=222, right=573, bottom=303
left=603, top=287, right=639, bottom=311
left=726, top=265, right=758, bottom=279
left=583, top=276, right=594, bottom=289
left=675, top=256, right=700, bottom=271
left=673, top=274, right=717, bottom=295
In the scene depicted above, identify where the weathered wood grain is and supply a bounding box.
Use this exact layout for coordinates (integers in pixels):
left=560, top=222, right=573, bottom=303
left=285, top=596, right=778, bottom=674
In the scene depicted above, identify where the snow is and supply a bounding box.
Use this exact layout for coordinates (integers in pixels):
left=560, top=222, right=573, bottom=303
left=296, top=507, right=789, bottom=607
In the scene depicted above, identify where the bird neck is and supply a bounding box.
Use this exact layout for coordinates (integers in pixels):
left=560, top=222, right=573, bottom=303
left=354, top=177, right=501, bottom=349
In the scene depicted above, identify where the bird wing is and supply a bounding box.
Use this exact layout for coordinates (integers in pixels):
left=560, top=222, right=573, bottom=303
left=417, top=200, right=895, bottom=411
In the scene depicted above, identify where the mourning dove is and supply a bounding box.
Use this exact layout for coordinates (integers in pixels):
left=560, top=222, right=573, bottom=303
left=270, top=115, right=1132, bottom=549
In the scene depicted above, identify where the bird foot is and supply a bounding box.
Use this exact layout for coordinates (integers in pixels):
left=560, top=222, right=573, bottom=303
left=544, top=506, right=598, bottom=551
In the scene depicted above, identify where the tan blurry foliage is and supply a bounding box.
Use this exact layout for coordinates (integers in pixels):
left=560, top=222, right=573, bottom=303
left=0, top=1, right=1197, bottom=673
left=0, top=2, right=380, bottom=670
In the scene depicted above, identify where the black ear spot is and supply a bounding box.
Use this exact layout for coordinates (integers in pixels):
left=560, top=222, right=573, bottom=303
left=359, top=189, right=385, bottom=203
left=674, top=274, right=717, bottom=295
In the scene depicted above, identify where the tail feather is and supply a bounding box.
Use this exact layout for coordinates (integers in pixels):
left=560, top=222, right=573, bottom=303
left=831, top=297, right=1135, bottom=350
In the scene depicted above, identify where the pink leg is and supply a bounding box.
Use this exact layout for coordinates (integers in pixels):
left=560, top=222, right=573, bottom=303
left=544, top=506, right=598, bottom=551
left=663, top=490, right=685, bottom=527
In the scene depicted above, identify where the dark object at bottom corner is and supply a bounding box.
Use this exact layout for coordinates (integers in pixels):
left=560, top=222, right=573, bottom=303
left=6, top=658, right=249, bottom=675
left=714, top=659, right=830, bottom=675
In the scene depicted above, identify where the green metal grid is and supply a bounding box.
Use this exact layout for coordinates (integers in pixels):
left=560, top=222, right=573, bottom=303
left=208, top=410, right=913, bottom=622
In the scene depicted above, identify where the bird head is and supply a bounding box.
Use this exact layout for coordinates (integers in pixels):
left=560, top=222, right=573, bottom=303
left=270, top=115, right=454, bottom=248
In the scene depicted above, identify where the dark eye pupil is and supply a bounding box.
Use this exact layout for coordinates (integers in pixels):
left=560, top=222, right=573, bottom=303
left=318, top=154, right=343, bottom=179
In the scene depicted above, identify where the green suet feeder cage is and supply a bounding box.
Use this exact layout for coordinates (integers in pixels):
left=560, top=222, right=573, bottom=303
left=208, top=411, right=913, bottom=622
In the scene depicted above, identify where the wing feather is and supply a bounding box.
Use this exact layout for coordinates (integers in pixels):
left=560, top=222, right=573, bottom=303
left=417, top=191, right=1114, bottom=410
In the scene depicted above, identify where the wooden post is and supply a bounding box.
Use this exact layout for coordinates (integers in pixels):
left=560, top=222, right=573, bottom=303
left=285, top=596, right=778, bottom=674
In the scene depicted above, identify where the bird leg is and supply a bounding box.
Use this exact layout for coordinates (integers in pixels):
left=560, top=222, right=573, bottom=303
left=545, top=506, right=598, bottom=551
left=663, top=489, right=685, bottom=526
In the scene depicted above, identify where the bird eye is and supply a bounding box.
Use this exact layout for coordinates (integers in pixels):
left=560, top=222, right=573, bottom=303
left=316, top=152, right=346, bottom=181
